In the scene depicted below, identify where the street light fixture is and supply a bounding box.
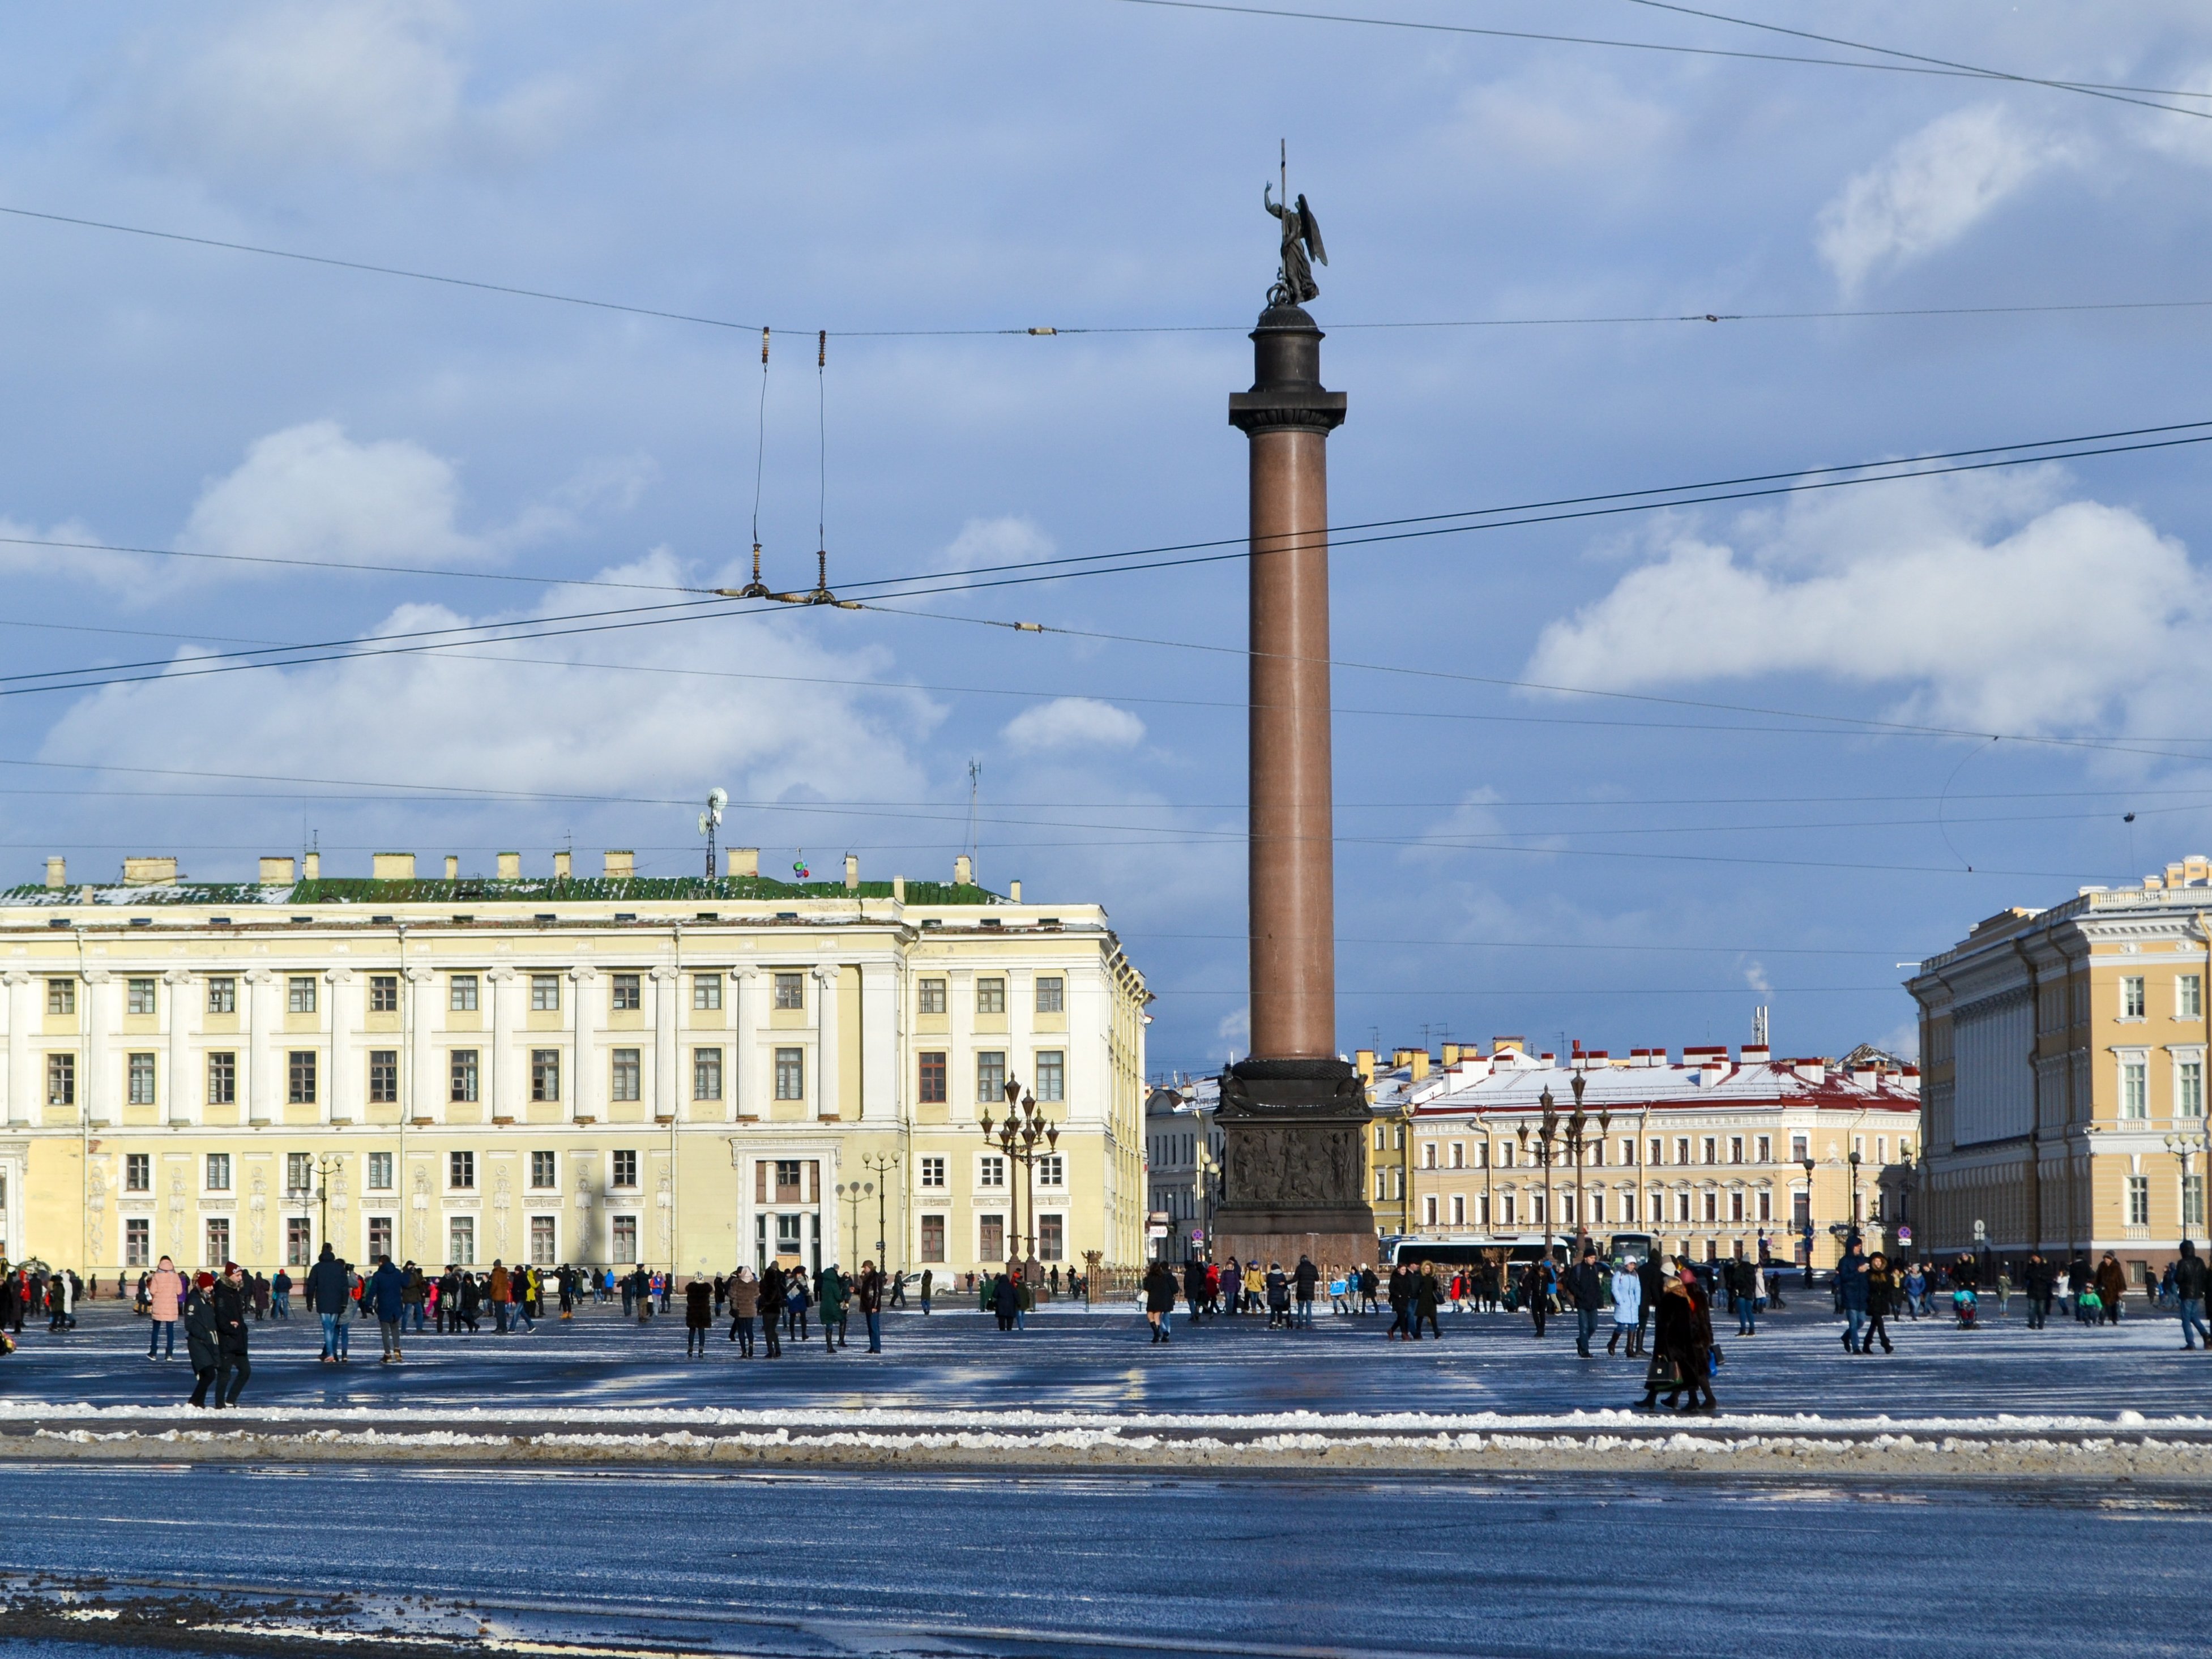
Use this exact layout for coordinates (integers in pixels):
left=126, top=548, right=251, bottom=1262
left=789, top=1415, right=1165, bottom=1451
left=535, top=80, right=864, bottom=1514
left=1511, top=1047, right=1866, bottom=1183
left=1800, top=1155, right=1817, bottom=1286
left=861, top=1151, right=900, bottom=1271
left=980, top=1076, right=1060, bottom=1269
left=834, top=1180, right=872, bottom=1268
left=1536, top=1085, right=1558, bottom=1271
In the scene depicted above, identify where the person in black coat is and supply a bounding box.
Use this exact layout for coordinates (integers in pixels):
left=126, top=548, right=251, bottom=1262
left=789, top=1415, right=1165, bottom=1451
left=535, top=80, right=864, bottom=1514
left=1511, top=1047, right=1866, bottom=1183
left=184, top=1274, right=221, bottom=1407
left=684, top=1276, right=714, bottom=1357
left=758, top=1263, right=786, bottom=1358
left=210, top=1264, right=251, bottom=1408
left=1567, top=1248, right=1605, bottom=1357
left=1182, top=1258, right=1208, bottom=1326
left=1638, top=1263, right=1716, bottom=1412
left=2022, top=1251, right=2057, bottom=1329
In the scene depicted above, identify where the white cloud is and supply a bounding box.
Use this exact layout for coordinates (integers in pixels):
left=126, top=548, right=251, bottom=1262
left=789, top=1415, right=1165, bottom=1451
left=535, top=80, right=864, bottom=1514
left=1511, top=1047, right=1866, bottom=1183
left=114, top=0, right=583, bottom=177
left=1437, top=67, right=1673, bottom=172
left=1743, top=960, right=1772, bottom=994
left=1523, top=469, right=2209, bottom=735
left=943, top=515, right=1053, bottom=572
left=0, top=515, right=143, bottom=594
left=1816, top=106, right=2069, bottom=296
left=1216, top=1005, right=1250, bottom=1057
left=1001, top=696, right=1145, bottom=753
left=35, top=550, right=940, bottom=820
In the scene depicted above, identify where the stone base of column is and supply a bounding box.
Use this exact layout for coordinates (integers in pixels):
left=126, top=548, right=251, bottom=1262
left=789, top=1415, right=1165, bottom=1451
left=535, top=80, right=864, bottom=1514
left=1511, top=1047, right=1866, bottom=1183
left=1211, top=1058, right=1377, bottom=1271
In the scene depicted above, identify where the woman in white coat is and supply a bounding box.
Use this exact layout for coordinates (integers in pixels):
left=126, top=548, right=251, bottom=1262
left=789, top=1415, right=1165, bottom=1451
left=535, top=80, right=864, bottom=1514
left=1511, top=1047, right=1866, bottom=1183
left=1607, top=1259, right=1643, bottom=1356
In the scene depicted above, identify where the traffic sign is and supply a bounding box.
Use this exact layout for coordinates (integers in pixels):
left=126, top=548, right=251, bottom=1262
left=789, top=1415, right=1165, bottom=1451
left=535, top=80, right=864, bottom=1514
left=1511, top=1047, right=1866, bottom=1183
left=1972, top=1218, right=1987, bottom=1240
left=1898, top=1226, right=1913, bottom=1243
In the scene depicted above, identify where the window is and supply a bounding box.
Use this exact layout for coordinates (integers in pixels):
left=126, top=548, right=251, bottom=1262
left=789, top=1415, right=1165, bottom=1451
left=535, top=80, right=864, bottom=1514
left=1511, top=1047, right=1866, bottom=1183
left=368, top=1216, right=393, bottom=1262
left=1728, top=1137, right=1744, bottom=1165
left=288, top=976, right=318, bottom=1015
left=205, top=1217, right=230, bottom=1265
left=532, top=974, right=562, bottom=1012
left=772, top=973, right=803, bottom=1011
left=772, top=1158, right=802, bottom=1198
left=978, top=1213, right=1006, bottom=1263
left=451, top=1050, right=480, bottom=1104
left=1675, top=1191, right=1692, bottom=1223
left=1499, top=1141, right=1514, bottom=1169
left=976, top=977, right=1006, bottom=1015
left=2123, top=976, right=2146, bottom=1020
left=287, top=1217, right=312, bottom=1267
left=532, top=1050, right=561, bottom=1102
left=531, top=1151, right=557, bottom=1190
left=2128, top=1174, right=2150, bottom=1226
left=1702, top=1137, right=1718, bottom=1165
left=1037, top=1153, right=1065, bottom=1188
left=1035, top=976, right=1064, bottom=1014
left=449, top=975, right=479, bottom=1012
left=47, top=978, right=75, bottom=1015
left=919, top=1052, right=947, bottom=1104
left=1647, top=1138, right=1662, bottom=1166
left=978, top=1155, right=1006, bottom=1188
left=126, top=1152, right=151, bottom=1191
left=610, top=1215, right=637, bottom=1262
left=529, top=1215, right=556, bottom=1265
left=369, top=1050, right=399, bottom=1104
left=693, top=1047, right=723, bottom=1100
left=207, top=978, right=236, bottom=1015
left=920, top=1213, right=946, bottom=1262
left=611, top=1049, right=642, bottom=1101
left=2183, top=976, right=2204, bottom=1020
left=918, top=978, right=946, bottom=1015
left=369, top=975, right=399, bottom=1013
left=774, top=1048, right=804, bottom=1100
left=1450, top=1142, right=1464, bottom=1169
left=46, top=1053, right=74, bottom=1106
left=1450, top=1193, right=1466, bottom=1225
left=1758, top=1189, right=1773, bottom=1222
left=124, top=1217, right=151, bottom=1268
left=1791, top=1133, right=1809, bottom=1162
left=612, top=1149, right=639, bottom=1188
left=1675, top=1138, right=1690, bottom=1165
left=1035, top=1050, right=1065, bottom=1102
left=128, top=1052, right=156, bottom=1105
left=287, top=1152, right=313, bottom=1196
left=207, top=1052, right=235, bottom=1106
left=449, top=1216, right=476, bottom=1265
left=368, top=1152, right=394, bottom=1191
left=1729, top=1191, right=1745, bottom=1223
left=1422, top=1142, right=1437, bottom=1170
left=920, top=1155, right=947, bottom=1188
left=1038, top=1213, right=1065, bottom=1262
left=1619, top=1138, right=1636, bottom=1166
left=692, top=974, right=721, bottom=1011
left=449, top=1151, right=476, bottom=1190
left=2186, top=1173, right=2206, bottom=1230
left=1876, top=1135, right=1889, bottom=1164
left=2181, top=1059, right=2205, bottom=1118
left=127, top=978, right=156, bottom=1016
left=612, top=972, right=643, bottom=1011
left=1756, top=1135, right=1771, bottom=1163
left=976, top=1051, right=1006, bottom=1103
left=1620, top=1191, right=1635, bottom=1224
left=1591, top=1191, right=1605, bottom=1224
left=2122, top=1056, right=2149, bottom=1119
left=206, top=1152, right=232, bottom=1192
left=288, top=1050, right=317, bottom=1105
left=1502, top=1192, right=1516, bottom=1225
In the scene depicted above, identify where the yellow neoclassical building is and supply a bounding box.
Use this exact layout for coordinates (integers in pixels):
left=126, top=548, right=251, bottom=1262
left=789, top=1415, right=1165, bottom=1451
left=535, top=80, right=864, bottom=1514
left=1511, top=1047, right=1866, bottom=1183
left=1911, top=857, right=2212, bottom=1280
left=0, top=849, right=1148, bottom=1282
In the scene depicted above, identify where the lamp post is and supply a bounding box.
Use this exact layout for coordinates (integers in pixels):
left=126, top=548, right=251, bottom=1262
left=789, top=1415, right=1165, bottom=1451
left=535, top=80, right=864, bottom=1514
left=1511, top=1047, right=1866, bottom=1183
left=1535, top=1085, right=1558, bottom=1269
left=980, top=1078, right=1060, bottom=1265
left=1399, top=1096, right=1415, bottom=1238
left=2166, top=1125, right=2210, bottom=1241
left=1800, top=1155, right=1817, bottom=1286
left=861, top=1151, right=900, bottom=1268
left=1848, top=1149, right=1863, bottom=1243
left=834, top=1181, right=872, bottom=1268
left=1194, top=1143, right=1218, bottom=1260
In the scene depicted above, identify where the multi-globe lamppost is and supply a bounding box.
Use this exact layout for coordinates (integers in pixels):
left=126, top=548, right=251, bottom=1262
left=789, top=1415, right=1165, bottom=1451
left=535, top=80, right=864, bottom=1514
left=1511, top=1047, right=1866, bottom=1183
left=980, top=1076, right=1060, bottom=1266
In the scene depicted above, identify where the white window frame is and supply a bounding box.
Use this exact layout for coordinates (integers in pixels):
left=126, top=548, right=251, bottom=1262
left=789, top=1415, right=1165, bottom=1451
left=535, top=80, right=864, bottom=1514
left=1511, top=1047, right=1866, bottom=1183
left=919, top=1155, right=947, bottom=1189
left=2121, top=976, right=2146, bottom=1021
left=2181, top=974, right=2203, bottom=1020
left=2173, top=1047, right=2206, bottom=1118
left=2117, top=1048, right=2150, bottom=1119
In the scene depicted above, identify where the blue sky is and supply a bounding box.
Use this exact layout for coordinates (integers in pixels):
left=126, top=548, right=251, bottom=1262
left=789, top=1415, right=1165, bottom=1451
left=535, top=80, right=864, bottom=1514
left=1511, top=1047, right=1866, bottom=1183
left=6, top=2, right=2212, bottom=1077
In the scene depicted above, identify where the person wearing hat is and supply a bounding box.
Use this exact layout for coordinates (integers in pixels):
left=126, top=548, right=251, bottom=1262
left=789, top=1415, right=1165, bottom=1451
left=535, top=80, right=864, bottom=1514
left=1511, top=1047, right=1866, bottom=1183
left=210, top=1263, right=252, bottom=1409
left=184, top=1272, right=221, bottom=1407
left=1637, top=1260, right=1716, bottom=1412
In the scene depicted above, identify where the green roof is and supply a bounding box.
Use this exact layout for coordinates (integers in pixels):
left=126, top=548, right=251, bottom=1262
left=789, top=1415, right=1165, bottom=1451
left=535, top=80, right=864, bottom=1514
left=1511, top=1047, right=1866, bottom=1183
left=2, top=875, right=1003, bottom=908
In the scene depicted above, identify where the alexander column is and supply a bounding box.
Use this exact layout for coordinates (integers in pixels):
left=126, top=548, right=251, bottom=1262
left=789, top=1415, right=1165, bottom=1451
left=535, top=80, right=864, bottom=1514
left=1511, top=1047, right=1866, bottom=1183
left=1211, top=171, right=1380, bottom=1271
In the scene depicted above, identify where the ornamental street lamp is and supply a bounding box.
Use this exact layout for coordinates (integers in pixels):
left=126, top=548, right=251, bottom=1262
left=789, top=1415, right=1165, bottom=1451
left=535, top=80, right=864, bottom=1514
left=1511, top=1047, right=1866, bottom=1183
left=1848, top=1148, right=1863, bottom=1243
left=980, top=1078, right=1060, bottom=1266
left=1536, top=1086, right=1558, bottom=1269
left=1800, top=1155, right=1817, bottom=1286
left=861, top=1151, right=900, bottom=1269
left=834, top=1180, right=872, bottom=1268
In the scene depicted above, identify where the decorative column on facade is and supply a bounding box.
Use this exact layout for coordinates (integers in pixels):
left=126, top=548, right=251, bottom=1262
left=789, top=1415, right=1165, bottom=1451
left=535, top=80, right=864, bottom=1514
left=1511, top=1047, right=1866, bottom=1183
left=859, top=961, right=899, bottom=1124
left=4, top=970, right=32, bottom=1125
left=325, top=968, right=354, bottom=1124
left=83, top=968, right=112, bottom=1127
left=405, top=967, right=439, bottom=1124
left=162, top=969, right=194, bottom=1126
left=650, top=966, right=681, bottom=1123
left=569, top=968, right=600, bottom=1122
left=812, top=965, right=841, bottom=1120
left=243, top=969, right=278, bottom=1125
left=488, top=967, right=522, bottom=1121
left=733, top=969, right=762, bottom=1121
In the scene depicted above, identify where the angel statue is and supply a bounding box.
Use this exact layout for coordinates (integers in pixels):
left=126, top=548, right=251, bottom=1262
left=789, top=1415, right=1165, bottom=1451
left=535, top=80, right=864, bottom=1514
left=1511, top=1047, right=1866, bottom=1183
left=1264, top=181, right=1327, bottom=306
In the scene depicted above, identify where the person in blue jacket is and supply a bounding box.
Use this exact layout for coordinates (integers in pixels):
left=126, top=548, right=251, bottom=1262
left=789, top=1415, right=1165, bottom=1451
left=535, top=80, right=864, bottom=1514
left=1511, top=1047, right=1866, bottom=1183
left=306, top=1244, right=353, bottom=1364
left=364, top=1254, right=408, bottom=1363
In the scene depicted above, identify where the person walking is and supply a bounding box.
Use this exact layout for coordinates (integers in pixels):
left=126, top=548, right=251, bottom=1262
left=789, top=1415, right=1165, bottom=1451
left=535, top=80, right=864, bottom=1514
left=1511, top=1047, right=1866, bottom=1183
left=1183, top=1258, right=1209, bottom=1328
left=1638, top=1261, right=1716, bottom=1412
left=758, top=1263, right=786, bottom=1358
left=184, top=1272, right=221, bottom=1408
left=857, top=1260, right=885, bottom=1353
left=488, top=1261, right=511, bottom=1334
left=1835, top=1239, right=1872, bottom=1354
left=727, top=1267, right=759, bottom=1355
left=146, top=1255, right=183, bottom=1361
left=1527, top=1260, right=1551, bottom=1339
left=1143, top=1259, right=1177, bottom=1342
left=270, top=1267, right=292, bottom=1319
left=403, top=1264, right=428, bottom=1333
left=1607, top=1256, right=1642, bottom=1356
left=365, top=1255, right=407, bottom=1363
left=1568, top=1246, right=1605, bottom=1358
left=2095, top=1251, right=2129, bottom=1326
left=308, top=1244, right=351, bottom=1364
left=1414, top=1261, right=1443, bottom=1341
left=1859, top=1252, right=1897, bottom=1354
left=2022, top=1251, right=2056, bottom=1329
left=1264, top=1262, right=1291, bottom=1329
left=2174, top=1240, right=2209, bottom=1350
left=785, top=1268, right=810, bottom=1340
left=684, top=1274, right=714, bottom=1356
left=818, top=1263, right=849, bottom=1351
left=1727, top=1255, right=1758, bottom=1337
left=211, top=1263, right=252, bottom=1408
left=1293, top=1256, right=1319, bottom=1329
left=919, top=1267, right=934, bottom=1315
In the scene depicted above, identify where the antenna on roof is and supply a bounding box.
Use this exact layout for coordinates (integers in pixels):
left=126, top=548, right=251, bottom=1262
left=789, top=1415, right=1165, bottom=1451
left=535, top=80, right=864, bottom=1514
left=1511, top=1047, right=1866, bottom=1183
left=698, top=787, right=728, bottom=879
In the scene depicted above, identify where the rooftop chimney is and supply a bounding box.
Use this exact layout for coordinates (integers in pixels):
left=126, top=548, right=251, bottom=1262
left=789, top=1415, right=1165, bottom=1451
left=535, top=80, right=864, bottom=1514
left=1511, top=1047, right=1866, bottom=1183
left=445, top=855, right=460, bottom=880
left=497, top=851, right=521, bottom=881
left=1009, top=878, right=1022, bottom=903
left=302, top=852, right=320, bottom=881
left=258, top=856, right=296, bottom=885
left=553, top=850, right=571, bottom=880
left=44, top=856, right=64, bottom=889
left=892, top=874, right=906, bottom=903
left=727, top=847, right=758, bottom=878
left=603, top=849, right=634, bottom=879
left=843, top=853, right=860, bottom=892
left=372, top=853, right=416, bottom=882
left=121, top=856, right=178, bottom=887
left=954, top=854, right=973, bottom=886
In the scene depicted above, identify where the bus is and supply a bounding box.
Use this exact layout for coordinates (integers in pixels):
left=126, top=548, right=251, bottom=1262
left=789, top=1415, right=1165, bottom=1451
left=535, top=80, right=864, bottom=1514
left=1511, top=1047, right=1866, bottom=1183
left=1379, top=1235, right=1566, bottom=1270
left=1606, top=1232, right=1657, bottom=1268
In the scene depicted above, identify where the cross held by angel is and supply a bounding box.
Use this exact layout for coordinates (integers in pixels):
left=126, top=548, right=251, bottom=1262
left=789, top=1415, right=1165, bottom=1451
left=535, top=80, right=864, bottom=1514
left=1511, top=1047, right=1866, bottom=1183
left=1265, top=181, right=1327, bottom=306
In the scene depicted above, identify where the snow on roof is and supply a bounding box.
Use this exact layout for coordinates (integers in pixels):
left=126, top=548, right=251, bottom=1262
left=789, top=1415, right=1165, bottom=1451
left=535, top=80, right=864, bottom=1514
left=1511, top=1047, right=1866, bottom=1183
left=1394, top=1046, right=1919, bottom=1118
